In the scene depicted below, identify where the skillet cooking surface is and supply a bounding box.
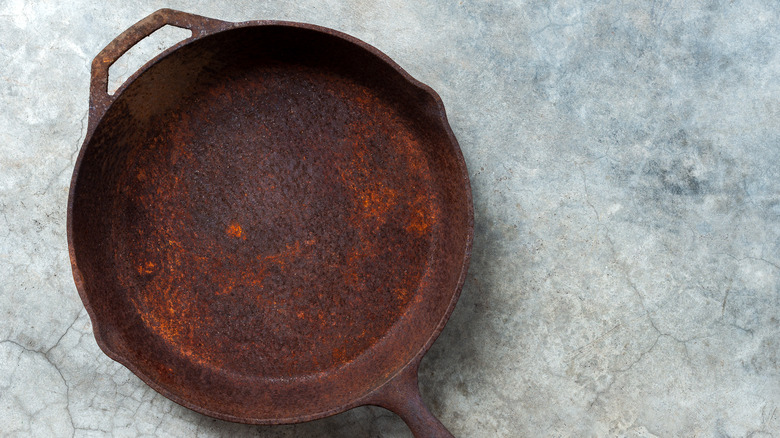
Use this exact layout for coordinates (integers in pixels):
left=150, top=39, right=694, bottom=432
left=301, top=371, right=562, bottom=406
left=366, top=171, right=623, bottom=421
left=114, top=57, right=434, bottom=378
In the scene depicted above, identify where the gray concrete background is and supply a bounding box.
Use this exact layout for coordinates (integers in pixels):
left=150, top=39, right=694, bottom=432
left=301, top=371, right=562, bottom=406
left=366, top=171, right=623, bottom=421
left=1, top=0, right=779, bottom=436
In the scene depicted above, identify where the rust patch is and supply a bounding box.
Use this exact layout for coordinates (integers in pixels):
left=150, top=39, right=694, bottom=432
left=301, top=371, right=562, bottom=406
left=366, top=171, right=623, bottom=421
left=226, top=221, right=244, bottom=239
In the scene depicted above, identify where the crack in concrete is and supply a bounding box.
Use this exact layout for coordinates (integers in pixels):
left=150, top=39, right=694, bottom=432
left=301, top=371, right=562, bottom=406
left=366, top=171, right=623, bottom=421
left=45, top=310, right=82, bottom=355
left=570, top=323, right=622, bottom=361
left=721, top=277, right=734, bottom=317
left=0, top=338, right=76, bottom=436
left=721, top=252, right=780, bottom=272
left=745, top=256, right=780, bottom=272
left=586, top=334, right=661, bottom=411
left=579, top=164, right=602, bottom=224
left=41, top=109, right=88, bottom=195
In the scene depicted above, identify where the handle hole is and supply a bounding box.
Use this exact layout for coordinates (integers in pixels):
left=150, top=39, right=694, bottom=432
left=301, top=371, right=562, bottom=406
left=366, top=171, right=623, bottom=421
left=107, top=25, right=193, bottom=95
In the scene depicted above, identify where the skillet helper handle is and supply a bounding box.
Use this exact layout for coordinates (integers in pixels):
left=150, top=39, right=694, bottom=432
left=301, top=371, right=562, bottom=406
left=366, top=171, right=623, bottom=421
left=88, top=9, right=228, bottom=127
left=368, top=361, right=455, bottom=438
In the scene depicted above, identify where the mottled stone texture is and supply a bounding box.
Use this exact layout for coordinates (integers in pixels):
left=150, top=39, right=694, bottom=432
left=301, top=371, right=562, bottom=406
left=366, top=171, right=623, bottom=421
left=1, top=1, right=778, bottom=437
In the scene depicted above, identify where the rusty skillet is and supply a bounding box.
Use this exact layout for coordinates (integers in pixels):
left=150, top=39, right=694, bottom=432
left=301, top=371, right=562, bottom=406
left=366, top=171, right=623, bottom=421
left=68, top=9, right=472, bottom=437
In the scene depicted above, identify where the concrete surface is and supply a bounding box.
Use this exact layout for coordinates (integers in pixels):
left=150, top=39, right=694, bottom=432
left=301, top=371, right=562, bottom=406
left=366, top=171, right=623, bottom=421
left=1, top=0, right=779, bottom=436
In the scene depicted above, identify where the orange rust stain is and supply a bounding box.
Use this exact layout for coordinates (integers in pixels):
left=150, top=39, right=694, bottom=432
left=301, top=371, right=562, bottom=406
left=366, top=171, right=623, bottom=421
left=135, top=289, right=216, bottom=369
left=405, top=209, right=432, bottom=236
left=405, top=192, right=439, bottom=238
left=395, top=287, right=410, bottom=301
left=226, top=222, right=245, bottom=239
left=216, top=284, right=233, bottom=296
left=259, top=240, right=302, bottom=265
left=248, top=240, right=308, bottom=292
left=356, top=183, right=398, bottom=224
left=331, top=346, right=349, bottom=363
left=137, top=261, right=156, bottom=275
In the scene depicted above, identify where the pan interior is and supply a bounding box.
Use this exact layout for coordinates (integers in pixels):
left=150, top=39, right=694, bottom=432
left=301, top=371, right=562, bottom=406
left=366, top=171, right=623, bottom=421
left=71, top=25, right=470, bottom=420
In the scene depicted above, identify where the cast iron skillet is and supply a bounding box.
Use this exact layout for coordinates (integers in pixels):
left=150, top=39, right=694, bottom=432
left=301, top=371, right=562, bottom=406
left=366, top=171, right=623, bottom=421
left=68, top=9, right=472, bottom=437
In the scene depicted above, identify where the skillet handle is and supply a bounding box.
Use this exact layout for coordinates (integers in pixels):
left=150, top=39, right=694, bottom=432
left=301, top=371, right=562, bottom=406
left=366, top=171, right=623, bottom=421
left=88, top=9, right=229, bottom=130
left=366, top=360, right=455, bottom=438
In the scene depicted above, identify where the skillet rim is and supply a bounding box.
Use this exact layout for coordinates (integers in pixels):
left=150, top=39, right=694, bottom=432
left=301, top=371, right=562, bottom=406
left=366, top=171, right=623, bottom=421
left=67, top=16, right=474, bottom=424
